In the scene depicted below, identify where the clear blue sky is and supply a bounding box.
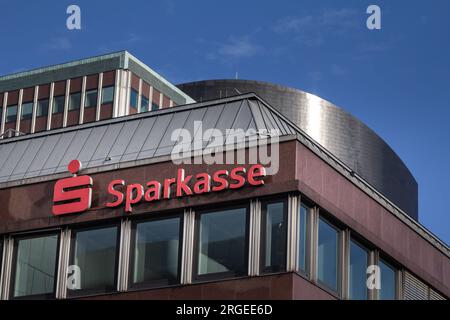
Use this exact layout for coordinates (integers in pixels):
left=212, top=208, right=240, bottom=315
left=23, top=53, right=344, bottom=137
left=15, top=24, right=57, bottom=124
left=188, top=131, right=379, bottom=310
left=0, top=0, right=449, bottom=244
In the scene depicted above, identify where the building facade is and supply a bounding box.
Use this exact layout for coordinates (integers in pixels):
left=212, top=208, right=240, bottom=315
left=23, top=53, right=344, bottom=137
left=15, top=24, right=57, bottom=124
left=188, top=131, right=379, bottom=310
left=0, top=52, right=448, bottom=300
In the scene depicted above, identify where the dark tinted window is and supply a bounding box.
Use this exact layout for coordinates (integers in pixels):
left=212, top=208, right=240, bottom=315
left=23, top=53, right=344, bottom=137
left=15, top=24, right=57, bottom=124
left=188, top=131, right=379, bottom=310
left=141, top=96, right=149, bottom=112
left=317, top=217, right=339, bottom=292
left=69, top=93, right=81, bottom=111
left=37, top=99, right=49, bottom=117
left=131, top=217, right=181, bottom=287
left=196, top=206, right=248, bottom=279
left=130, top=89, right=139, bottom=109
left=379, top=260, right=396, bottom=300
left=261, top=200, right=287, bottom=273
left=68, top=226, right=119, bottom=296
left=52, top=96, right=65, bottom=114
left=101, top=86, right=114, bottom=104
left=21, top=102, right=33, bottom=120
left=298, top=203, right=310, bottom=274
left=84, top=90, right=98, bottom=108
left=12, top=234, right=59, bottom=299
left=349, top=240, right=369, bottom=300
left=6, top=105, right=17, bottom=122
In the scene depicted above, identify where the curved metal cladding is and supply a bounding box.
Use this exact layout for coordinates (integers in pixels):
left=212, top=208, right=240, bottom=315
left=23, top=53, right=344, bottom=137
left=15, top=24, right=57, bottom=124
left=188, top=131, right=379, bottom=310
left=178, top=80, right=418, bottom=220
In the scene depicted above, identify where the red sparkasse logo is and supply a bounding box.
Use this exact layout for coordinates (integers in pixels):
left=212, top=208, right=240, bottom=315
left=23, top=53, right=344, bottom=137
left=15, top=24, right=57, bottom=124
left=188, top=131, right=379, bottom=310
left=52, top=160, right=266, bottom=216
left=52, top=160, right=93, bottom=216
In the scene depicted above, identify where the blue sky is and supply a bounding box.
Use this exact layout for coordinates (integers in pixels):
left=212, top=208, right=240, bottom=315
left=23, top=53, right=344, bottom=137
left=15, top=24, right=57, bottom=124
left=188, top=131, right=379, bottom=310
left=0, top=0, right=449, bottom=244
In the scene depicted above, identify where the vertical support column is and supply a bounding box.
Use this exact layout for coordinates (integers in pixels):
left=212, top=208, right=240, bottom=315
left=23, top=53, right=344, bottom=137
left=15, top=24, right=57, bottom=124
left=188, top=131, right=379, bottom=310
left=341, top=229, right=350, bottom=299
left=15, top=89, right=23, bottom=135
left=113, top=69, right=121, bottom=118
left=125, top=71, right=131, bottom=116
left=1, top=236, right=14, bottom=300
left=31, top=85, right=39, bottom=133
left=47, top=82, right=55, bottom=130
left=368, top=250, right=377, bottom=300
left=79, top=76, right=87, bottom=124
left=159, top=91, right=163, bottom=108
left=1, top=92, right=8, bottom=137
left=115, top=70, right=130, bottom=118
left=310, top=206, right=319, bottom=283
left=248, top=199, right=261, bottom=276
left=149, top=86, right=154, bottom=111
left=117, top=218, right=131, bottom=292
left=96, top=73, right=103, bottom=121
left=137, top=78, right=142, bottom=113
left=286, top=194, right=298, bottom=272
left=169, top=99, right=174, bottom=108
left=181, top=208, right=195, bottom=285
left=56, top=228, right=71, bottom=299
left=63, top=80, right=70, bottom=127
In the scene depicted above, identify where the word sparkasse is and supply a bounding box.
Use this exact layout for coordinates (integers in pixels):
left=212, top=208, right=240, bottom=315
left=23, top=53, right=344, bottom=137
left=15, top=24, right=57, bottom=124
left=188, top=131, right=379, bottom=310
left=107, top=164, right=267, bottom=212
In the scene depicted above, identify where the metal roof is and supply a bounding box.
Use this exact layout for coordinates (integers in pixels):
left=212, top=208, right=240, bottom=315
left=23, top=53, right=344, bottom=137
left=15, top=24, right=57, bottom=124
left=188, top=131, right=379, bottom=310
left=0, top=94, right=293, bottom=184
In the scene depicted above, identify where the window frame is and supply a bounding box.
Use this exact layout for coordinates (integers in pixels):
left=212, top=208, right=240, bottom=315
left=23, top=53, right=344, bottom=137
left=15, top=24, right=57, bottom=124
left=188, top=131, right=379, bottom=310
left=315, top=214, right=343, bottom=297
left=5, top=105, right=18, bottom=123
left=377, top=255, right=400, bottom=300
left=101, top=86, right=115, bottom=105
left=192, top=202, right=250, bottom=283
left=84, top=89, right=98, bottom=108
left=66, top=223, right=121, bottom=298
left=259, top=197, right=288, bottom=275
left=297, top=200, right=313, bottom=278
left=20, top=102, right=34, bottom=120
left=9, top=231, right=61, bottom=300
left=128, top=213, right=184, bottom=291
left=348, top=236, right=371, bottom=300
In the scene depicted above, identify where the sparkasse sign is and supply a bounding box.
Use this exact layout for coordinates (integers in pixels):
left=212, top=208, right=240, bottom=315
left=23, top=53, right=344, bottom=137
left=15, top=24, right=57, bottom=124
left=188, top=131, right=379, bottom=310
left=52, top=160, right=267, bottom=216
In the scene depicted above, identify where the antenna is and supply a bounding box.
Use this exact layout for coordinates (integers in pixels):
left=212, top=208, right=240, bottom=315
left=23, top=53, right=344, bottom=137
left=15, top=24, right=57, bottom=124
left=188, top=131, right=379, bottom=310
left=235, top=72, right=238, bottom=80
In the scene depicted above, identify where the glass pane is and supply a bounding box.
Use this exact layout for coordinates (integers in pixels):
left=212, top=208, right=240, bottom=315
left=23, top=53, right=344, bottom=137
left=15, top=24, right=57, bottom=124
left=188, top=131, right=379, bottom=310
left=69, top=93, right=81, bottom=111
left=101, top=86, right=114, bottom=104
left=262, top=201, right=286, bottom=272
left=130, top=89, right=139, bottom=109
left=52, top=96, right=65, bottom=114
left=298, top=204, right=309, bottom=273
left=84, top=90, right=98, bottom=108
left=151, top=102, right=159, bottom=111
left=70, top=226, right=118, bottom=294
left=349, top=240, right=368, bottom=300
left=317, top=218, right=339, bottom=291
left=197, top=207, right=247, bottom=276
left=133, top=218, right=181, bottom=285
left=6, top=105, right=17, bottom=122
left=140, top=96, right=149, bottom=112
left=21, top=102, right=33, bottom=120
left=379, top=260, right=396, bottom=300
left=13, top=234, right=58, bottom=298
left=37, top=99, right=49, bottom=117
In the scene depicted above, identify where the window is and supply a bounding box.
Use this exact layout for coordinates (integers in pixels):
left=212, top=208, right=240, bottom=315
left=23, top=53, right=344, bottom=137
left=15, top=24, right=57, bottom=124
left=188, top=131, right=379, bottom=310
left=261, top=199, right=287, bottom=273
left=349, top=240, right=369, bottom=300
left=379, top=259, right=397, bottom=300
left=140, top=96, right=149, bottom=113
left=6, top=105, right=17, bottom=123
left=101, top=86, right=114, bottom=104
left=52, top=96, right=65, bottom=114
left=37, top=99, right=49, bottom=117
left=317, top=217, right=340, bottom=293
left=69, top=93, right=81, bottom=111
left=298, top=203, right=311, bottom=275
left=21, top=102, right=33, bottom=120
left=195, top=206, right=248, bottom=280
left=84, top=89, right=98, bottom=108
left=130, top=89, right=139, bottom=109
left=68, top=226, right=119, bottom=297
left=11, top=233, right=59, bottom=299
left=131, top=216, right=182, bottom=288
left=151, top=102, right=159, bottom=111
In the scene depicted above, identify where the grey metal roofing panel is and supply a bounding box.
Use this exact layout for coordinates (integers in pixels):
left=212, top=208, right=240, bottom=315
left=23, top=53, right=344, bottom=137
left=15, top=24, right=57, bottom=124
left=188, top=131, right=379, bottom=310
left=0, top=95, right=297, bottom=185
left=121, top=117, right=157, bottom=162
